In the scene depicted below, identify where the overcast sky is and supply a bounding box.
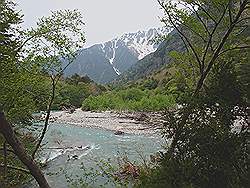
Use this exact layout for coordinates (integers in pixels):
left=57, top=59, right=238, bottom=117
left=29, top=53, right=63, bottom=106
left=16, top=0, right=164, bottom=47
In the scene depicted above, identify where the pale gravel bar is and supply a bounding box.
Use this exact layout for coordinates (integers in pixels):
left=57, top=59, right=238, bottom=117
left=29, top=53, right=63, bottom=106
left=49, top=109, right=161, bottom=135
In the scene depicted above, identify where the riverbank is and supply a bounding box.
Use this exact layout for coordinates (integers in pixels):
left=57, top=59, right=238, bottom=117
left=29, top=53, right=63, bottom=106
left=47, top=109, right=164, bottom=135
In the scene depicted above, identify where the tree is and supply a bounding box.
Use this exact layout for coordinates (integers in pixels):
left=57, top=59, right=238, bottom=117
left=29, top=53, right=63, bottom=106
left=158, top=0, right=249, bottom=154
left=0, top=1, right=49, bottom=187
left=136, top=0, right=249, bottom=187
left=21, top=9, right=86, bottom=159
left=159, top=0, right=249, bottom=91
left=0, top=1, right=85, bottom=187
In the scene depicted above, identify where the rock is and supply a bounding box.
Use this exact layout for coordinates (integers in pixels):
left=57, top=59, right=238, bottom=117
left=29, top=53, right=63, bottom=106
left=69, top=108, right=75, bottom=114
left=60, top=106, right=67, bottom=111
left=85, top=145, right=91, bottom=150
left=114, top=130, right=124, bottom=135
left=135, top=113, right=148, bottom=121
left=67, top=154, right=79, bottom=161
left=72, top=155, right=78, bottom=160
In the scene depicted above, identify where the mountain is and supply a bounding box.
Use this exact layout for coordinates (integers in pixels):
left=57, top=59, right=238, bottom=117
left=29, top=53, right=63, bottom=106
left=64, top=28, right=166, bottom=84
left=113, top=29, right=185, bottom=84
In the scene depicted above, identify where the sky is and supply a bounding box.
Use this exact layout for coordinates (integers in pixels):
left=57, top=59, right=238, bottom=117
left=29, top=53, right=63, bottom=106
left=16, top=0, right=164, bottom=47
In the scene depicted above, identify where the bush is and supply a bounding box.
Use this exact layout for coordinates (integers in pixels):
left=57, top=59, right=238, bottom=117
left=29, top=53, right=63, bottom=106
left=135, top=62, right=249, bottom=188
left=82, top=88, right=176, bottom=111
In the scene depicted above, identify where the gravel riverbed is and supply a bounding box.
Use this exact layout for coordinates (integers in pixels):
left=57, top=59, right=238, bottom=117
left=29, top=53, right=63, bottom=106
left=47, top=109, right=164, bottom=135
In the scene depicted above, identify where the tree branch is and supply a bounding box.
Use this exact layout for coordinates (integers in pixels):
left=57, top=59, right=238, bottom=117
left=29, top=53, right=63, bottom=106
left=201, top=2, right=229, bottom=71
left=3, top=141, right=7, bottom=176
left=178, top=19, right=207, bottom=43
left=178, top=34, right=189, bottom=53
left=15, top=26, right=67, bottom=54
left=194, top=0, right=249, bottom=94
left=236, top=17, right=250, bottom=24
left=228, top=0, right=233, bottom=24
left=194, top=3, right=218, bottom=24
left=178, top=2, right=209, bottom=41
left=0, top=164, right=30, bottom=174
left=32, top=76, right=56, bottom=159
left=193, top=7, right=211, bottom=36
left=0, top=112, right=50, bottom=187
left=158, top=0, right=203, bottom=73
left=218, top=45, right=250, bottom=56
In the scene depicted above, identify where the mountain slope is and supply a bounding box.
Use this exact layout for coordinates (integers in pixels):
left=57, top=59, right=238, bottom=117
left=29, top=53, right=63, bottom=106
left=64, top=28, right=166, bottom=84
left=113, top=29, right=186, bottom=84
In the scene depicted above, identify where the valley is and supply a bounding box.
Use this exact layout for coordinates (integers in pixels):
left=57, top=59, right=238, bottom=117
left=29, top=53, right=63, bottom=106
left=0, top=0, right=249, bottom=188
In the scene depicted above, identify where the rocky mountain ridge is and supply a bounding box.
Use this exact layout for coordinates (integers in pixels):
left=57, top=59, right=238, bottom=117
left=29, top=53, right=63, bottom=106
left=64, top=28, right=167, bottom=83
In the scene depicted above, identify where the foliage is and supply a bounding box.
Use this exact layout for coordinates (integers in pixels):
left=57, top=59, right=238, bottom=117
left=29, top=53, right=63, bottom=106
left=0, top=1, right=86, bottom=187
left=26, top=9, right=86, bottom=159
left=0, top=0, right=38, bottom=125
left=66, top=73, right=93, bottom=85
left=0, top=133, right=36, bottom=187
left=142, top=79, right=159, bottom=90
left=22, top=9, right=85, bottom=75
left=51, top=74, right=106, bottom=109
left=159, top=0, right=250, bottom=93
left=61, top=151, right=155, bottom=188
left=136, top=61, right=249, bottom=188
left=0, top=1, right=41, bottom=186
left=65, top=160, right=130, bottom=188
left=1, top=0, right=249, bottom=187
left=82, top=88, right=176, bottom=112
left=136, top=0, right=249, bottom=187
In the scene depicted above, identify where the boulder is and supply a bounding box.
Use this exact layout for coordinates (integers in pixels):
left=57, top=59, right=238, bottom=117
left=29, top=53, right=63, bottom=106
left=135, top=113, right=148, bottom=121
left=114, top=130, right=124, bottom=135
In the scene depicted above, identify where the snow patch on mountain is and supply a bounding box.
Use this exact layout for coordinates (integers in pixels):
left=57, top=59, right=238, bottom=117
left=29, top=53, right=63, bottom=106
left=113, top=67, right=121, bottom=75
left=64, top=28, right=169, bottom=83
left=98, top=28, right=168, bottom=75
left=119, top=27, right=167, bottom=60
left=109, top=39, right=118, bottom=65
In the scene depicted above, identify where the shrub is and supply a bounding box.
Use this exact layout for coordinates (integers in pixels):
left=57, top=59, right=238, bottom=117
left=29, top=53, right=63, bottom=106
left=82, top=88, right=176, bottom=111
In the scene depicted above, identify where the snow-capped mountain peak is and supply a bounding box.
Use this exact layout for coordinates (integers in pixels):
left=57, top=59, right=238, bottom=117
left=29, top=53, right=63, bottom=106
left=98, top=27, right=167, bottom=76
left=119, top=28, right=166, bottom=60
left=64, top=28, right=168, bottom=83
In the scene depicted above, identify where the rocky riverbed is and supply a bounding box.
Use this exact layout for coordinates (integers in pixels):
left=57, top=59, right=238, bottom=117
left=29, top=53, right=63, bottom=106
left=45, top=109, right=165, bottom=135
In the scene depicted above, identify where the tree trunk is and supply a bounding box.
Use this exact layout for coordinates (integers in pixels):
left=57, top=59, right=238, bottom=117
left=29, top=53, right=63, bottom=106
left=0, top=112, right=50, bottom=188
left=3, top=141, right=7, bottom=176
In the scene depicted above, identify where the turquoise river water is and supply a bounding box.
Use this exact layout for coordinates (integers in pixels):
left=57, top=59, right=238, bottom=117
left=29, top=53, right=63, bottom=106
left=26, top=122, right=165, bottom=187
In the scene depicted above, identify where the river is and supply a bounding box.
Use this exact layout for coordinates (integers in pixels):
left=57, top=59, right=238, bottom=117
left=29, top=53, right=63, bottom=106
left=26, top=111, right=165, bottom=187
